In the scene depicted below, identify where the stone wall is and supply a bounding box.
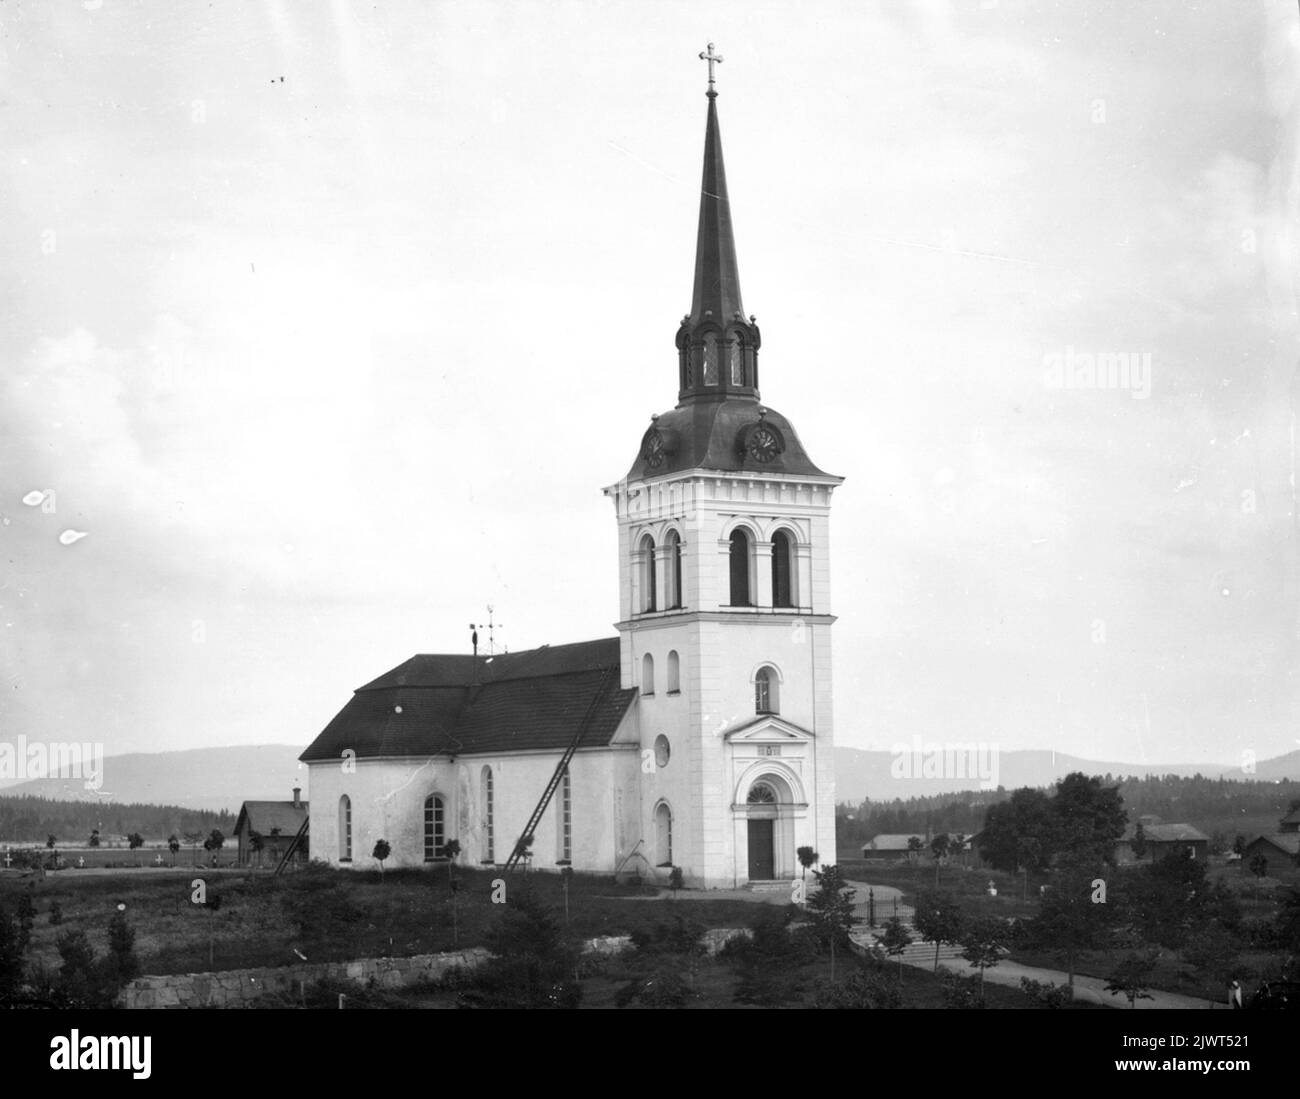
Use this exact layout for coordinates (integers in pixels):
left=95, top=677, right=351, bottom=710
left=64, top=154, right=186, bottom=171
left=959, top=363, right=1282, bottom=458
left=120, top=927, right=754, bottom=1008
left=121, top=948, right=492, bottom=1009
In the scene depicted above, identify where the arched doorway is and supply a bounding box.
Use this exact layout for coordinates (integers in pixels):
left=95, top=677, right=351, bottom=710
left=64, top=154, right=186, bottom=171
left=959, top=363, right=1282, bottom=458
left=745, top=781, right=779, bottom=880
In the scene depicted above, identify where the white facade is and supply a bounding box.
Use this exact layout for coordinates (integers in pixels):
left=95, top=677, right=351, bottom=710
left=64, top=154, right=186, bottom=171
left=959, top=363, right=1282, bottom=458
left=603, top=469, right=841, bottom=888
left=306, top=735, right=641, bottom=874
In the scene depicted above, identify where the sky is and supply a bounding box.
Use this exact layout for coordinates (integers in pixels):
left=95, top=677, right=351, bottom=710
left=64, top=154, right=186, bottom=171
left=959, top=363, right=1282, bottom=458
left=3, top=0, right=1300, bottom=776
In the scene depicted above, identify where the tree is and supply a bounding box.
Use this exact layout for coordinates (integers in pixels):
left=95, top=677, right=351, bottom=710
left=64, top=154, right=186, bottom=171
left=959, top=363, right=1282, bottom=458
left=1052, top=772, right=1126, bottom=866
left=87, top=829, right=100, bottom=849
left=950, top=832, right=968, bottom=868
left=879, top=916, right=912, bottom=985
left=929, top=834, right=951, bottom=886
left=1181, top=922, right=1241, bottom=1003
left=1249, top=852, right=1269, bottom=879
left=1232, top=834, right=1246, bottom=857
left=797, top=846, right=818, bottom=882
left=1122, top=846, right=1240, bottom=950
left=960, top=916, right=1010, bottom=1006
left=248, top=830, right=264, bottom=868
left=45, top=834, right=56, bottom=850
left=1105, top=950, right=1157, bottom=1008
left=104, top=909, right=139, bottom=987
left=1272, top=887, right=1300, bottom=954
left=1024, top=865, right=1115, bottom=987
left=183, top=831, right=203, bottom=864
left=1131, top=822, right=1147, bottom=860
left=913, top=890, right=964, bottom=974
left=203, top=829, right=225, bottom=867
left=979, top=788, right=1057, bottom=873
left=463, top=886, right=581, bottom=1008
left=905, top=836, right=924, bottom=867
left=55, top=929, right=101, bottom=1007
left=167, top=835, right=180, bottom=867
left=127, top=833, right=144, bottom=866
left=0, top=903, right=26, bottom=1000
left=15, top=889, right=36, bottom=952
left=806, top=864, right=858, bottom=983
left=442, top=838, right=461, bottom=884
left=372, top=838, right=391, bottom=875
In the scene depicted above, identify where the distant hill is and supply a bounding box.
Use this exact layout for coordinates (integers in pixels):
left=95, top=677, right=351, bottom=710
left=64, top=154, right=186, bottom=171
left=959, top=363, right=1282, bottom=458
left=0, top=744, right=307, bottom=813
left=4, top=739, right=1296, bottom=816
left=834, top=746, right=1300, bottom=804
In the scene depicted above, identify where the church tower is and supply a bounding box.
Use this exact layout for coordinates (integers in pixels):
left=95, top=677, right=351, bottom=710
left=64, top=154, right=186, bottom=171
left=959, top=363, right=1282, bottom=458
left=604, top=47, right=843, bottom=888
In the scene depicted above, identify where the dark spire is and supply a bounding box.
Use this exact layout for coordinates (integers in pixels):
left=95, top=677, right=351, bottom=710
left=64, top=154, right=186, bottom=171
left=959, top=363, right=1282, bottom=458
left=675, top=45, right=761, bottom=405
left=688, top=94, right=745, bottom=329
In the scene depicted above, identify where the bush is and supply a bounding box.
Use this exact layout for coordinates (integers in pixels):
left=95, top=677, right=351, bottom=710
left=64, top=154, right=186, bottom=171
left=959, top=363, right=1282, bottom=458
left=1020, top=977, right=1073, bottom=1008
left=614, top=962, right=695, bottom=1008
left=939, top=970, right=985, bottom=1009
left=629, top=915, right=706, bottom=957
left=725, top=908, right=815, bottom=1006
left=457, top=886, right=581, bottom=1008
left=814, top=965, right=901, bottom=1009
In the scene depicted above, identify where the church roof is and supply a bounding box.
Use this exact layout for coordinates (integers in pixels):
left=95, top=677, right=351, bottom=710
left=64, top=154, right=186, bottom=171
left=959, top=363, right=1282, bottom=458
left=623, top=398, right=833, bottom=481
left=299, top=638, right=636, bottom=763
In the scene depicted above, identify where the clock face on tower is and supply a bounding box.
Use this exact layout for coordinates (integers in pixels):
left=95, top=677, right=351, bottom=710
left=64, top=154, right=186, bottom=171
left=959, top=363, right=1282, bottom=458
left=747, top=425, right=781, bottom=463
left=645, top=431, right=665, bottom=468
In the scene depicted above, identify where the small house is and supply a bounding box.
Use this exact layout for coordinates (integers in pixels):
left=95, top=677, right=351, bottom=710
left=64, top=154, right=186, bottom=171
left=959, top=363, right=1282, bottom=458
left=233, top=787, right=309, bottom=867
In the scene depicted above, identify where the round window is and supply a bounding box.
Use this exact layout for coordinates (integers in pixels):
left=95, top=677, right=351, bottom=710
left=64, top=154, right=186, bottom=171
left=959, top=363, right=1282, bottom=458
left=654, top=735, right=671, bottom=768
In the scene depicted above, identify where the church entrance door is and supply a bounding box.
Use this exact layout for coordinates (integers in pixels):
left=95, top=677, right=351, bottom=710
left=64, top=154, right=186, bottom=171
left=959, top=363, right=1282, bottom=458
left=747, top=819, right=775, bottom=880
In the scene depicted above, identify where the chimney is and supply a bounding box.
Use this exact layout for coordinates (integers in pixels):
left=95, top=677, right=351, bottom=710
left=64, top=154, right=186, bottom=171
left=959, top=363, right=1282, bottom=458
left=292, top=787, right=301, bottom=809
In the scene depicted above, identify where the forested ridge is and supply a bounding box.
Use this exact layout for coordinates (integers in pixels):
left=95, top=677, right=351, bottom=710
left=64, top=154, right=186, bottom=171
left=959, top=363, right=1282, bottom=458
left=839, top=773, right=1300, bottom=848
left=0, top=794, right=235, bottom=842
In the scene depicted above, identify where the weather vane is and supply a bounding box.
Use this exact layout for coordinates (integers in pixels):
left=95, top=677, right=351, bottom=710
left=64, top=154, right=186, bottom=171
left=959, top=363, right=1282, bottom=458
left=699, top=42, right=723, bottom=96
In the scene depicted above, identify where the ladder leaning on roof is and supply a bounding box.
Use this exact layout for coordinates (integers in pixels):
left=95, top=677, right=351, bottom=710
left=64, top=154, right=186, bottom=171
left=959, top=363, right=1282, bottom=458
left=504, top=662, right=615, bottom=872
left=273, top=817, right=309, bottom=876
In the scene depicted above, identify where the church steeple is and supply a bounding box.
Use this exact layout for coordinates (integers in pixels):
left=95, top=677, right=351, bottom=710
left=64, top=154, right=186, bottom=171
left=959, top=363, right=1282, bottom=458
left=676, top=44, right=761, bottom=404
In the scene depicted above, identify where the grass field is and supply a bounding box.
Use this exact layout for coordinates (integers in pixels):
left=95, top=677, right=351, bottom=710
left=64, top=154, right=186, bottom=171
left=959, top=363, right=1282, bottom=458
left=0, top=864, right=768, bottom=978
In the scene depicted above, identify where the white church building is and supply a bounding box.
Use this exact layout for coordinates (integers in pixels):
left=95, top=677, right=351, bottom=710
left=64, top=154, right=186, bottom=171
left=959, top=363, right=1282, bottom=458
left=300, top=61, right=843, bottom=889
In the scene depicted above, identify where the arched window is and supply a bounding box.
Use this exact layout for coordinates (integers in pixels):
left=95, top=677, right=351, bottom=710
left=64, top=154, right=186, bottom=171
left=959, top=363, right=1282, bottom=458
left=666, top=650, right=680, bottom=694
left=702, top=333, right=719, bottom=385
left=772, top=529, right=795, bottom=608
left=755, top=666, right=779, bottom=715
left=642, top=652, right=655, bottom=696
left=728, top=335, right=744, bottom=386
left=654, top=801, right=673, bottom=866
left=339, top=795, right=352, bottom=861
left=639, top=535, right=657, bottom=612
left=729, top=529, right=752, bottom=606
left=558, top=768, right=572, bottom=863
left=665, top=530, right=683, bottom=609
left=424, top=794, right=445, bottom=860
left=481, top=766, right=495, bottom=863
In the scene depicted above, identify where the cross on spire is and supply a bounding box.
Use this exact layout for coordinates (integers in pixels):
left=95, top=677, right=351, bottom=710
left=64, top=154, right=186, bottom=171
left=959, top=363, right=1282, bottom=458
left=699, top=42, right=723, bottom=96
